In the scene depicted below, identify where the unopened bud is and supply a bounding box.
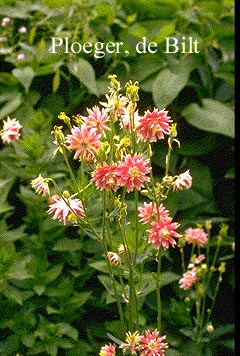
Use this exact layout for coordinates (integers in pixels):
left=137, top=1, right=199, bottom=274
left=207, top=323, right=214, bottom=333
left=218, top=262, right=226, bottom=274
left=107, top=252, right=121, bottom=265
left=125, top=80, right=139, bottom=102
left=62, top=190, right=70, bottom=198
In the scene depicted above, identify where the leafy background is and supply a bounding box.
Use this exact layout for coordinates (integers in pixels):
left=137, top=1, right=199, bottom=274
left=0, top=0, right=234, bottom=355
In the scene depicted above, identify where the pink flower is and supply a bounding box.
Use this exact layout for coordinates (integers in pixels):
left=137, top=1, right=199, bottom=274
left=138, top=202, right=169, bottom=224
left=101, top=94, right=128, bottom=117
left=31, top=174, right=50, bottom=196
left=179, top=268, right=197, bottom=290
left=18, top=26, right=27, bottom=34
left=1, top=117, right=22, bottom=144
left=1, top=17, right=11, bottom=27
left=47, top=196, right=85, bottom=225
left=147, top=218, right=180, bottom=249
left=116, top=154, right=151, bottom=192
left=193, top=254, right=205, bottom=264
left=185, top=227, right=208, bottom=247
left=17, top=53, right=25, bottom=61
left=66, top=124, right=102, bottom=162
left=107, top=252, right=121, bottom=265
left=92, top=164, right=119, bottom=191
left=137, top=329, right=168, bottom=356
left=99, top=343, right=116, bottom=356
left=83, top=106, right=110, bottom=134
left=172, top=170, right=192, bottom=191
left=136, top=109, right=172, bottom=142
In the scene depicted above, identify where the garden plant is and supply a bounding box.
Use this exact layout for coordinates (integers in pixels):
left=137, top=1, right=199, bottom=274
left=0, top=0, right=234, bottom=356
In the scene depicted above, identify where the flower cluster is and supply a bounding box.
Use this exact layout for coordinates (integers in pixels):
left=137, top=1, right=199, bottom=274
left=100, top=329, right=168, bottom=356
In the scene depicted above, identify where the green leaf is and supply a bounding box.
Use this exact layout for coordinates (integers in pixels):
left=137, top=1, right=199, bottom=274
left=53, top=238, right=82, bottom=251
left=182, top=99, right=234, bottom=138
left=7, top=255, right=33, bottom=280
left=57, top=322, right=78, bottom=340
left=153, top=68, right=189, bottom=108
left=12, top=66, right=35, bottom=93
left=0, top=93, right=22, bottom=119
left=68, top=59, right=98, bottom=96
left=44, top=264, right=64, bottom=284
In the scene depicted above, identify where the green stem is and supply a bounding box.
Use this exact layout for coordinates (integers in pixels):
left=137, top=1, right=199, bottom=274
left=156, top=248, right=162, bottom=333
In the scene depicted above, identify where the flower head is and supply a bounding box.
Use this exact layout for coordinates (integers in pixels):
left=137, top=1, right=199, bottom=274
left=18, top=26, right=27, bottom=34
left=17, top=53, right=25, bottom=61
left=147, top=218, right=180, bottom=249
left=66, top=124, right=102, bottom=162
left=83, top=106, right=110, bottom=134
left=185, top=227, right=208, bottom=247
left=47, top=196, right=85, bottom=225
left=99, top=343, right=116, bottom=356
left=138, top=202, right=169, bottom=224
left=31, top=174, right=50, bottom=196
left=116, top=154, right=151, bottom=192
left=0, top=117, right=22, bottom=144
left=137, top=329, right=168, bottom=356
left=92, top=164, right=119, bottom=191
left=136, top=109, right=172, bottom=142
left=107, top=252, right=121, bottom=266
left=1, top=17, right=11, bottom=27
left=179, top=267, right=197, bottom=290
left=119, top=331, right=141, bottom=355
left=172, top=170, right=192, bottom=191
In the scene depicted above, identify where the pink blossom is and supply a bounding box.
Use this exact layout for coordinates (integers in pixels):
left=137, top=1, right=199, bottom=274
left=137, top=329, right=168, bottom=356
left=136, top=109, right=172, bottom=142
left=147, top=218, right=180, bottom=249
left=101, top=94, right=128, bottom=117
left=185, top=227, right=208, bottom=247
left=119, top=331, right=140, bottom=355
left=17, top=53, right=25, bottom=61
left=179, top=268, right=197, bottom=290
left=138, top=202, right=169, bottom=224
left=0, top=117, right=22, bottom=144
left=83, top=106, right=110, bottom=134
left=116, top=154, right=151, bottom=192
left=66, top=124, right=102, bottom=162
left=92, top=164, right=119, bottom=191
left=172, top=170, right=192, bottom=191
left=107, top=252, right=121, bottom=265
left=47, top=196, right=85, bottom=225
left=18, top=26, right=27, bottom=34
left=194, top=254, right=205, bottom=264
left=1, top=17, right=11, bottom=27
left=99, top=343, right=116, bottom=356
left=31, top=174, right=50, bottom=196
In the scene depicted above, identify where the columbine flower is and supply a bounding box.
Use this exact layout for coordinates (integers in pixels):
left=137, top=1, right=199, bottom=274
left=193, top=254, right=205, bottom=264
left=83, top=106, right=110, bottom=134
left=66, top=124, right=102, bottom=162
left=136, top=109, right=172, bottom=142
left=100, top=93, right=128, bottom=118
left=1, top=17, right=11, bottom=27
left=116, top=154, right=151, bottom=192
left=18, top=26, right=27, bottom=34
left=138, top=202, right=169, bottom=224
left=0, top=117, right=22, bottom=144
left=31, top=174, right=50, bottom=196
left=92, top=164, right=119, bottom=191
left=172, top=170, right=192, bottom=191
left=99, top=343, right=116, bottom=356
left=185, top=227, right=208, bottom=247
left=147, top=218, right=180, bottom=249
left=107, top=252, right=121, bottom=265
left=137, top=329, right=168, bottom=356
left=47, top=196, right=85, bottom=225
left=119, top=331, right=141, bottom=355
left=120, top=108, right=140, bottom=130
left=179, top=268, right=197, bottom=290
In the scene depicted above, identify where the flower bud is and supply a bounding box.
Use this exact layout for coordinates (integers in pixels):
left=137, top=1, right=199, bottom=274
left=107, top=252, right=121, bottom=265
left=207, top=323, right=214, bottom=333
left=125, top=80, right=139, bottom=102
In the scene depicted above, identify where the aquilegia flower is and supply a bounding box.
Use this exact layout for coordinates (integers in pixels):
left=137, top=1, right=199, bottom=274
left=179, top=267, right=197, bottom=290
left=136, top=109, right=172, bottom=142
left=99, top=343, right=116, bottom=356
left=66, top=124, right=102, bottom=162
left=138, top=202, right=169, bottom=224
left=137, top=329, right=168, bottom=356
left=83, top=106, right=110, bottom=134
left=116, top=154, right=151, bottom=192
left=172, top=170, right=192, bottom=191
left=31, top=174, right=50, bottom=196
left=185, top=227, right=208, bottom=247
left=47, top=196, right=85, bottom=225
left=0, top=117, right=22, bottom=144
left=92, top=164, right=119, bottom=191
left=147, top=218, right=180, bottom=249
left=119, top=331, right=141, bottom=355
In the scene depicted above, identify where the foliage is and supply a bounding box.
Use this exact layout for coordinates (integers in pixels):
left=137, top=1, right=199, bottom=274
left=0, top=0, right=234, bottom=355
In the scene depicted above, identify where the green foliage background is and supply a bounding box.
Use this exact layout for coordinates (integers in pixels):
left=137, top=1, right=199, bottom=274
left=0, top=0, right=234, bottom=355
